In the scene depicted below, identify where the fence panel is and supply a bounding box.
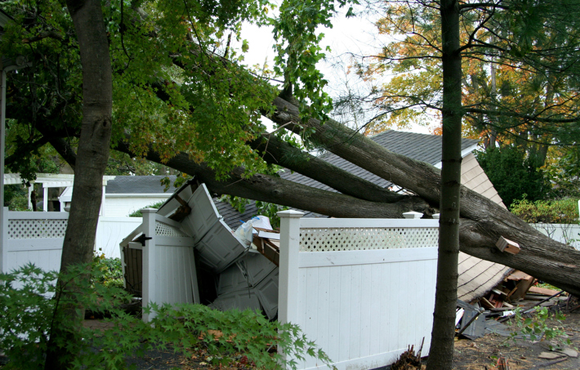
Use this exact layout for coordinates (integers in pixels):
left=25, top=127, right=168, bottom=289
left=96, top=217, right=143, bottom=258
left=1, top=210, right=68, bottom=273
left=531, top=223, right=580, bottom=250
left=278, top=212, right=438, bottom=370
left=140, top=209, right=199, bottom=321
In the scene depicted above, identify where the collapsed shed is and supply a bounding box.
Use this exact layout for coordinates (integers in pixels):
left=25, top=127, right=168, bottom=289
left=120, top=180, right=441, bottom=369
left=120, top=181, right=280, bottom=321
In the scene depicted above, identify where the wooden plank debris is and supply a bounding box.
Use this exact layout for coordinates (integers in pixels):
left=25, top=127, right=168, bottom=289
left=253, top=235, right=280, bottom=267
left=507, top=272, right=536, bottom=301
left=496, top=236, right=521, bottom=254
left=528, top=286, right=561, bottom=296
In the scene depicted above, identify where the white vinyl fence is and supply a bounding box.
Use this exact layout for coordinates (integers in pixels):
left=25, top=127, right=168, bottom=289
left=121, top=209, right=199, bottom=322
left=531, top=223, right=580, bottom=250
left=277, top=211, right=439, bottom=370
left=96, top=217, right=142, bottom=258
left=1, top=209, right=68, bottom=274
left=1, top=209, right=143, bottom=274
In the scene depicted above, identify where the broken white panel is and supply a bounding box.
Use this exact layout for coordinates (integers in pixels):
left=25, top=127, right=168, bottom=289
left=181, top=184, right=223, bottom=243
left=156, top=181, right=195, bottom=218
left=236, top=251, right=277, bottom=287
left=194, top=219, right=248, bottom=273
left=217, top=262, right=252, bottom=294
left=217, top=251, right=277, bottom=294
left=255, top=269, right=279, bottom=320
left=212, top=268, right=279, bottom=320
left=210, top=289, right=262, bottom=314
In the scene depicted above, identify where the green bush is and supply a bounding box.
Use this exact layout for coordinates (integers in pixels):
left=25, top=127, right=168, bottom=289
left=476, top=146, right=549, bottom=207
left=0, top=264, right=335, bottom=369
left=4, top=184, right=29, bottom=211
left=92, top=253, right=124, bottom=289
left=128, top=201, right=165, bottom=217
left=507, top=307, right=570, bottom=349
left=510, top=197, right=578, bottom=223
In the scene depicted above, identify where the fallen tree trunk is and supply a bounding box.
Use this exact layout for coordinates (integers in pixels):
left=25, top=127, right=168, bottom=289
left=113, top=142, right=430, bottom=218
left=114, top=133, right=580, bottom=296
left=51, top=100, right=580, bottom=295
left=269, top=97, right=580, bottom=296
left=249, top=133, right=425, bottom=205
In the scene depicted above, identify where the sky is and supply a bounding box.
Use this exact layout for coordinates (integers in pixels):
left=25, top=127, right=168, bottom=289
left=234, top=7, right=436, bottom=135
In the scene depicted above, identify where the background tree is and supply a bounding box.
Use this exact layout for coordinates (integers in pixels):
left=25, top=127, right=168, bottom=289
left=476, top=145, right=549, bottom=207
left=359, top=0, right=580, bottom=163
left=427, top=0, right=462, bottom=367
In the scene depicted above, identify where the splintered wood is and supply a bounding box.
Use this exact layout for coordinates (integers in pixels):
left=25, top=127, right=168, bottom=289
left=391, top=340, right=424, bottom=370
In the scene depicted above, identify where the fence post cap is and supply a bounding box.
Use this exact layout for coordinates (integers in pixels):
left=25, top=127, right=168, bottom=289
left=277, top=210, right=304, bottom=218
left=141, top=208, right=157, bottom=214
left=403, top=211, right=423, bottom=219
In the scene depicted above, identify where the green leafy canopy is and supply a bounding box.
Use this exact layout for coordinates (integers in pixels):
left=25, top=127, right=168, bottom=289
left=2, top=0, right=359, bottom=181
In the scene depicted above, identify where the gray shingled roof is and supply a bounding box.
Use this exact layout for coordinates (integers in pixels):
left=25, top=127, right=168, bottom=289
left=106, top=175, right=178, bottom=194
left=214, top=200, right=261, bottom=230
left=280, top=130, right=478, bottom=192
left=216, top=130, right=477, bottom=226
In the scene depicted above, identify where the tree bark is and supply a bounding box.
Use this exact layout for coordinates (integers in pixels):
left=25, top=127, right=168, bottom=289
left=113, top=129, right=580, bottom=298
left=427, top=0, right=462, bottom=368
left=44, top=0, right=112, bottom=367
left=265, top=97, right=580, bottom=296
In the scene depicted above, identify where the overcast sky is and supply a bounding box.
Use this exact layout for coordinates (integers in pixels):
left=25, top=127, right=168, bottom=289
left=235, top=8, right=435, bottom=134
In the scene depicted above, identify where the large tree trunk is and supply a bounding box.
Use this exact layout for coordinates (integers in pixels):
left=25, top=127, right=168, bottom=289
left=428, top=0, right=462, bottom=368
left=113, top=128, right=580, bottom=298
left=44, top=0, right=112, bottom=367
left=265, top=97, right=580, bottom=296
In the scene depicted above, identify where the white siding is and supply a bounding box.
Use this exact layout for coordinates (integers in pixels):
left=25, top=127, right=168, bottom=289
left=461, top=153, right=505, bottom=208
left=103, top=195, right=170, bottom=217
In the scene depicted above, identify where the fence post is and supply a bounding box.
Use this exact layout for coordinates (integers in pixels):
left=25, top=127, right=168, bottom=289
left=141, top=208, right=157, bottom=322
left=0, top=207, right=7, bottom=273
left=277, top=210, right=304, bottom=326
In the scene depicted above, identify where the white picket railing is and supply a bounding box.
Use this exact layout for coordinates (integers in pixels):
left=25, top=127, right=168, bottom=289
left=277, top=211, right=439, bottom=370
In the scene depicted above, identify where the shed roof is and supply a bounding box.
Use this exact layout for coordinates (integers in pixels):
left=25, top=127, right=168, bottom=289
left=105, top=175, right=178, bottom=194
left=280, top=129, right=478, bottom=192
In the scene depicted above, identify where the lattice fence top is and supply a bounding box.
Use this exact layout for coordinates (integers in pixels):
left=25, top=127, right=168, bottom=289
left=155, top=221, right=188, bottom=238
left=299, top=227, right=438, bottom=252
left=7, top=219, right=68, bottom=239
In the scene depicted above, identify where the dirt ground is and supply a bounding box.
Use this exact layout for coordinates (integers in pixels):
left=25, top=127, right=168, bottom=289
left=4, top=299, right=576, bottom=369
left=81, top=301, right=580, bottom=370
left=452, top=300, right=580, bottom=370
